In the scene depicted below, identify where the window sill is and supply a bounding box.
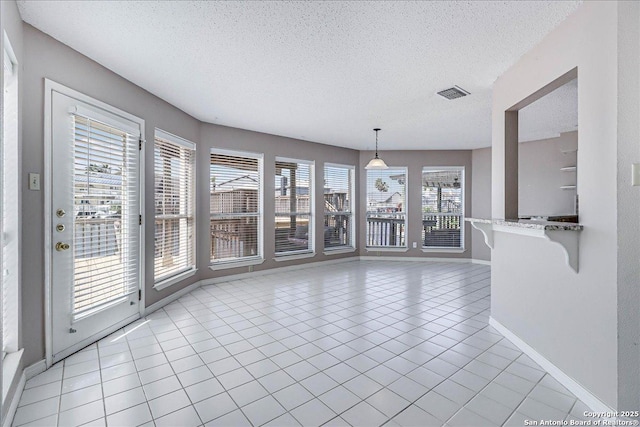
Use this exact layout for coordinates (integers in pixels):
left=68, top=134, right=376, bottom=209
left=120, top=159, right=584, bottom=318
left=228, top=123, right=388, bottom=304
left=323, top=247, right=356, bottom=256
left=421, top=247, right=466, bottom=253
left=153, top=268, right=198, bottom=291
left=209, top=258, right=264, bottom=271
left=3, top=349, right=23, bottom=404
left=365, top=247, right=409, bottom=253
left=274, top=252, right=316, bottom=262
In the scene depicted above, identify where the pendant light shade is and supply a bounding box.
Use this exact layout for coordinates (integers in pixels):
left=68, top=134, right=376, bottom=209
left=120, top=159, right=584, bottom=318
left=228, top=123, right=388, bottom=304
left=365, top=128, right=388, bottom=170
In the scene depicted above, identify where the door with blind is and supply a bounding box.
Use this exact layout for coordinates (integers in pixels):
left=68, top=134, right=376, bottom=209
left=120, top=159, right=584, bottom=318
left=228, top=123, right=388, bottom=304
left=49, top=86, right=142, bottom=362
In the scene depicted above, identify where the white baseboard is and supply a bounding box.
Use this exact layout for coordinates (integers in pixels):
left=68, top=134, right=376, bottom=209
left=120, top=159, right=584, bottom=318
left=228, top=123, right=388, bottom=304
left=24, top=359, right=47, bottom=380
left=489, top=317, right=613, bottom=413
left=201, top=257, right=359, bottom=286
left=2, top=370, right=24, bottom=427
left=144, top=280, right=203, bottom=315
left=359, top=255, right=490, bottom=265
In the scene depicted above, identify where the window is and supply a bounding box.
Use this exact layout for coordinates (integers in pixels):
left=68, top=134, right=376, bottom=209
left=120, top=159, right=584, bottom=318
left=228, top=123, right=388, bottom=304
left=275, top=158, right=314, bottom=255
left=422, top=167, right=464, bottom=249
left=154, top=130, right=196, bottom=284
left=366, top=168, right=406, bottom=248
left=2, top=42, right=19, bottom=357
left=323, top=164, right=355, bottom=250
left=210, top=149, right=262, bottom=264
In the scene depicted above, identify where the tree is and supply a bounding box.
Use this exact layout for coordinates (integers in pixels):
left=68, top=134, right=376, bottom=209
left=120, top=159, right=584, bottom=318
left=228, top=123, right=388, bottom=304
left=375, top=177, right=389, bottom=192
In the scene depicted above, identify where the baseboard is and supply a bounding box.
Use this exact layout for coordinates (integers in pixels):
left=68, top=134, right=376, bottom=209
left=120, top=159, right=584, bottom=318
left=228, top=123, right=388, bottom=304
left=144, top=280, right=203, bottom=315
left=24, top=359, right=47, bottom=380
left=359, top=255, right=490, bottom=265
left=2, top=370, right=24, bottom=427
left=489, top=317, right=613, bottom=413
left=201, top=257, right=359, bottom=286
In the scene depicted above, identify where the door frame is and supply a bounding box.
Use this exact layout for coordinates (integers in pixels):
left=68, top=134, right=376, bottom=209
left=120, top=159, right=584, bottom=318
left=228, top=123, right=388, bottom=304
left=44, top=79, right=146, bottom=367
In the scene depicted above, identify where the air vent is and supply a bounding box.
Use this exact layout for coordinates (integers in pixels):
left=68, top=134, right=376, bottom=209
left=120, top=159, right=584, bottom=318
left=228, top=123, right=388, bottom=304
left=437, top=86, right=470, bottom=100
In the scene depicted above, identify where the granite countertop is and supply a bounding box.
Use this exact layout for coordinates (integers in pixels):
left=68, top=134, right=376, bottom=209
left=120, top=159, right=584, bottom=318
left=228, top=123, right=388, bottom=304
left=466, top=217, right=583, bottom=231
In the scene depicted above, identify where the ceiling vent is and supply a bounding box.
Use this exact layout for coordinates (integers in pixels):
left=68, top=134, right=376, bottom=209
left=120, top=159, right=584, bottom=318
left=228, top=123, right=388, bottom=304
left=437, top=86, right=470, bottom=100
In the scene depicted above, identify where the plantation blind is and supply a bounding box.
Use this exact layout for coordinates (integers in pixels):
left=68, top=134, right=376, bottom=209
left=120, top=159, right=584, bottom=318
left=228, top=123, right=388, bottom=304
left=323, top=164, right=354, bottom=249
left=275, top=158, right=314, bottom=255
left=154, top=131, right=196, bottom=282
left=210, top=149, right=262, bottom=263
left=72, top=114, right=140, bottom=317
left=421, top=168, right=464, bottom=248
left=365, top=168, right=406, bottom=247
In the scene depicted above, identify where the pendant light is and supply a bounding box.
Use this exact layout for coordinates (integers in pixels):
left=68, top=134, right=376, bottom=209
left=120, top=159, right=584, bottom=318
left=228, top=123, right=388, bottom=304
left=365, top=128, right=389, bottom=170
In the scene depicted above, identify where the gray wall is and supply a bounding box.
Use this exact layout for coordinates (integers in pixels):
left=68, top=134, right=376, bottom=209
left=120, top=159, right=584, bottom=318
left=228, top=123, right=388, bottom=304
left=358, top=150, right=473, bottom=258
left=195, top=124, right=360, bottom=284
left=471, top=147, right=491, bottom=261
left=21, top=25, right=201, bottom=367
left=519, top=131, right=578, bottom=217
left=491, top=1, right=637, bottom=409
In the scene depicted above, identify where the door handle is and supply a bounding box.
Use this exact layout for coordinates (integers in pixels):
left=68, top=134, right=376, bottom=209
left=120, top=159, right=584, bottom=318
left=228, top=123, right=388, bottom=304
left=56, top=242, right=70, bottom=251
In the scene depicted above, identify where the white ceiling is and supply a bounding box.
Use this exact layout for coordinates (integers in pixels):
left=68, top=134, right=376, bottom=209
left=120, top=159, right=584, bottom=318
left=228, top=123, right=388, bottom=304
left=17, top=0, right=581, bottom=150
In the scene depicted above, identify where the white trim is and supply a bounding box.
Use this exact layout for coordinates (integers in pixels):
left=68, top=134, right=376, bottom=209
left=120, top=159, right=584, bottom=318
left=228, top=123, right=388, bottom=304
left=153, top=268, right=198, bottom=291
left=24, top=360, right=47, bottom=380
left=71, top=106, right=140, bottom=136
left=274, top=252, right=316, bottom=262
left=323, top=247, right=357, bottom=256
left=204, top=257, right=358, bottom=285
left=210, top=146, right=263, bottom=160
left=1, top=369, right=23, bottom=427
left=2, top=349, right=22, bottom=403
left=489, top=317, right=614, bottom=413
left=276, top=156, right=314, bottom=165
left=44, top=79, right=145, bottom=366
left=421, top=248, right=466, bottom=254
left=155, top=128, right=195, bottom=150
left=209, top=258, right=264, bottom=271
left=365, top=247, right=409, bottom=253
left=52, top=314, right=139, bottom=364
left=358, top=256, right=486, bottom=264
left=144, top=280, right=202, bottom=315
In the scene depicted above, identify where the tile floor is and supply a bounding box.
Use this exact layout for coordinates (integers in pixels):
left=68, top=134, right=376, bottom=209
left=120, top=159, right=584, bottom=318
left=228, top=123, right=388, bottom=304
left=13, top=260, right=592, bottom=426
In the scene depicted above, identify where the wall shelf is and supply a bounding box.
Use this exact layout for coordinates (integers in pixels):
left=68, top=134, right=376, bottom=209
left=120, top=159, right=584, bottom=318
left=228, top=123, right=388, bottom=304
left=560, top=185, right=577, bottom=190
left=466, top=218, right=583, bottom=273
left=560, top=166, right=577, bottom=172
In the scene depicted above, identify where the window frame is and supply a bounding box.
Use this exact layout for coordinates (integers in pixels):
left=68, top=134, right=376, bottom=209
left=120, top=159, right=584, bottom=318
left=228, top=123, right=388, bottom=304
left=153, top=129, right=197, bottom=290
left=365, top=167, right=408, bottom=250
left=421, top=166, right=465, bottom=252
left=323, top=162, right=356, bottom=253
left=209, top=147, right=264, bottom=269
left=274, top=156, right=315, bottom=258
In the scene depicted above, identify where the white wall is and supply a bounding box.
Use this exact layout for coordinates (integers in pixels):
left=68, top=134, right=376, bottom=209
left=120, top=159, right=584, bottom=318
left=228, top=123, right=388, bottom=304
left=519, top=132, right=578, bottom=217
left=491, top=1, right=638, bottom=410
left=471, top=147, right=491, bottom=261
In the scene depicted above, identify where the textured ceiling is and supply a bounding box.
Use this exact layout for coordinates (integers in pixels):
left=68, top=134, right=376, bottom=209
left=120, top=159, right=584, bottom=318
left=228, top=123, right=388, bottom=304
left=17, top=1, right=581, bottom=150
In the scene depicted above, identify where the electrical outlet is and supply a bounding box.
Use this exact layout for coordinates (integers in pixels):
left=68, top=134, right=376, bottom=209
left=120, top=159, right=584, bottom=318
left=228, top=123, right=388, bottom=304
left=29, top=173, right=40, bottom=190
left=412, top=242, right=417, bottom=248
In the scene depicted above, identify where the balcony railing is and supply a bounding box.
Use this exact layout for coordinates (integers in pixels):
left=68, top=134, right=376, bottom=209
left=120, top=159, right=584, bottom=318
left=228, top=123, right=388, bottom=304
left=366, top=213, right=405, bottom=247
left=422, top=213, right=462, bottom=248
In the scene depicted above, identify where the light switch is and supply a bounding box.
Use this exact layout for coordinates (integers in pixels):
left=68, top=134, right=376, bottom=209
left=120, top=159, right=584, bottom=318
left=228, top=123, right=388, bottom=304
left=633, top=164, right=640, bottom=186
left=29, top=173, right=40, bottom=190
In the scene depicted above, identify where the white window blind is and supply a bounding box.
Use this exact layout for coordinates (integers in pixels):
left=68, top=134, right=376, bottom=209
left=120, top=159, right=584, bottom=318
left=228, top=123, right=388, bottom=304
left=275, top=158, right=314, bottom=255
left=366, top=168, right=406, bottom=248
left=422, top=168, right=464, bottom=248
left=210, top=150, right=262, bottom=263
left=323, top=164, right=354, bottom=249
left=154, top=131, right=196, bottom=282
left=72, top=115, right=140, bottom=317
